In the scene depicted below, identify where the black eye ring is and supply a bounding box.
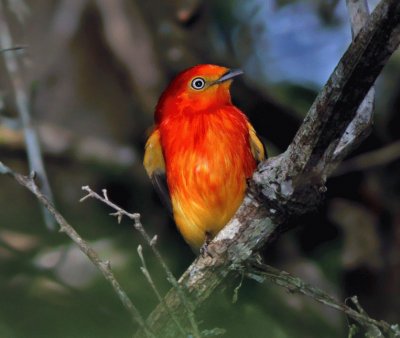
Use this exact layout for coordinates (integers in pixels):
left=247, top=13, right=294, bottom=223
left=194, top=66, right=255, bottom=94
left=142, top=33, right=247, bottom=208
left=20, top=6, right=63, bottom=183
left=191, top=77, right=206, bottom=90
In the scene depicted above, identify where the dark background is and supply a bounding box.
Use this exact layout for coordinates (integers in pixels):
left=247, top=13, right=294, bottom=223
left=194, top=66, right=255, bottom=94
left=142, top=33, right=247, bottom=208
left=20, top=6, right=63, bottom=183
left=0, top=0, right=399, bottom=337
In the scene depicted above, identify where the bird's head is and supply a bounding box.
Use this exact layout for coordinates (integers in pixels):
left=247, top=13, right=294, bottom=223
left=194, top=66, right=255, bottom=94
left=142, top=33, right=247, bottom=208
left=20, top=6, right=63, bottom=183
left=155, top=64, right=243, bottom=123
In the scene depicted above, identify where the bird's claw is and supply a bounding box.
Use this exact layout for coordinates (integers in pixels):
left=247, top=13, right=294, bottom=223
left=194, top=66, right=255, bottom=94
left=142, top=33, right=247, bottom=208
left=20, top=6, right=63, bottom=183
left=200, top=243, right=213, bottom=258
left=200, top=231, right=214, bottom=258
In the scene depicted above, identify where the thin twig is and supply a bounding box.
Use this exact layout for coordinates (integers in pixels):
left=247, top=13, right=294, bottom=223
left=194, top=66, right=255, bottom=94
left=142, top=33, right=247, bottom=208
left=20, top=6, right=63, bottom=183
left=0, top=44, right=27, bottom=52
left=80, top=186, right=202, bottom=338
left=0, top=161, right=155, bottom=338
left=0, top=0, right=55, bottom=230
left=137, top=245, right=188, bottom=337
left=248, top=262, right=400, bottom=337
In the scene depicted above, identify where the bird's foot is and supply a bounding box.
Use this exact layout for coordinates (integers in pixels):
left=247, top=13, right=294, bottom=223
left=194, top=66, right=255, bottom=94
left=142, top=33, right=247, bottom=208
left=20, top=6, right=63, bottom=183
left=200, top=231, right=213, bottom=258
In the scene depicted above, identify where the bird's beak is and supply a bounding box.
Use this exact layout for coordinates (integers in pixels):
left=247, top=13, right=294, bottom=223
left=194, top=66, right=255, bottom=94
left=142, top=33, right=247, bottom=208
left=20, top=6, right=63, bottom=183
left=215, top=68, right=244, bottom=84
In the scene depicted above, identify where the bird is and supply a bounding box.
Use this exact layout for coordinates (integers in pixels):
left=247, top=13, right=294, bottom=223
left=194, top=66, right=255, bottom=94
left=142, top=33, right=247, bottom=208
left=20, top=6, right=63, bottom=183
left=143, top=64, right=265, bottom=252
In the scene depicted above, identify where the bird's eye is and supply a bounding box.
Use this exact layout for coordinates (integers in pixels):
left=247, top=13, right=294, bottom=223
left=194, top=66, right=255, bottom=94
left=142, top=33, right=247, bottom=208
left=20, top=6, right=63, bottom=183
left=191, top=77, right=206, bottom=90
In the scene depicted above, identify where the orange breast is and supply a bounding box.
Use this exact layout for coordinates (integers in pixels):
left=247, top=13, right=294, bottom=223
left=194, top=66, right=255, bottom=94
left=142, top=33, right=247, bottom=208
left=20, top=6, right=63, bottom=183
left=159, top=107, right=256, bottom=249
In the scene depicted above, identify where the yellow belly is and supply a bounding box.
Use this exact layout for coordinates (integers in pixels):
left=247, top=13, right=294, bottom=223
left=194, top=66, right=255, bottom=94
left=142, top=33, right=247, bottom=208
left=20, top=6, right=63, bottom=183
left=169, top=156, right=248, bottom=250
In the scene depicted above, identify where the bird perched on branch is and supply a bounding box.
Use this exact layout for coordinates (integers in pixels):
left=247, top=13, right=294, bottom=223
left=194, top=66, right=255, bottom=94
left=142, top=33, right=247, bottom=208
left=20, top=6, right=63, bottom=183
left=144, top=64, right=265, bottom=252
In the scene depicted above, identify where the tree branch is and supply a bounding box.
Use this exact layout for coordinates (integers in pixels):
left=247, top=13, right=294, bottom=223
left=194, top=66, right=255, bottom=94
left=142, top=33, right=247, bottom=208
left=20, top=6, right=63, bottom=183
left=134, top=0, right=400, bottom=336
left=284, top=0, right=398, bottom=179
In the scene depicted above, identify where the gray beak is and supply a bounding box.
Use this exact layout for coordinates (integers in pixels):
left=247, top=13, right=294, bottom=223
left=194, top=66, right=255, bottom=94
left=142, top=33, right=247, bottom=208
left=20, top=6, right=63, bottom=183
left=216, top=68, right=244, bottom=83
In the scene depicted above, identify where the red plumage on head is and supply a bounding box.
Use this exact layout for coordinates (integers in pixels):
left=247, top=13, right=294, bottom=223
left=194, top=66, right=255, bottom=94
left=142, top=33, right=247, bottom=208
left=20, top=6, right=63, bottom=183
left=155, top=64, right=232, bottom=123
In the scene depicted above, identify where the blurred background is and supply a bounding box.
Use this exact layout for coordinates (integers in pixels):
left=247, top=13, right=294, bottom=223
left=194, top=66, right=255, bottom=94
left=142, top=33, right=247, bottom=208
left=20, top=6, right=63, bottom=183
left=0, top=0, right=399, bottom=337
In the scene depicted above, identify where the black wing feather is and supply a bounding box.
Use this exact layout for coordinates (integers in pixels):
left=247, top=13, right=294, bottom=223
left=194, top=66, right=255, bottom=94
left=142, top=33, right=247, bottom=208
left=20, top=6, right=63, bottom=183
left=151, top=170, right=173, bottom=215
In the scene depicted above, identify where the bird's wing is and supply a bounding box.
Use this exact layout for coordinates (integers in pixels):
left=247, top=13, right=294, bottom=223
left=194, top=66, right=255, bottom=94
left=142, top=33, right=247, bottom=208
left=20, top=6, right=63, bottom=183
left=143, top=128, right=172, bottom=214
left=248, top=122, right=267, bottom=163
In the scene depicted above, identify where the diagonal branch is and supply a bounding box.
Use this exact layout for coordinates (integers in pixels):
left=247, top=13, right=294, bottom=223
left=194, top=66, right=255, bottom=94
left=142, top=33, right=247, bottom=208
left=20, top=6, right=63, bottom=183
left=284, top=0, right=399, bottom=179
left=134, top=0, right=400, bottom=336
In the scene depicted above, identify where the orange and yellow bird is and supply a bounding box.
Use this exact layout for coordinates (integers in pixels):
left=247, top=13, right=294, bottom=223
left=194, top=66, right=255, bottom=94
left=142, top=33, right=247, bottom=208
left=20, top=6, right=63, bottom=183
left=143, top=64, right=265, bottom=252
